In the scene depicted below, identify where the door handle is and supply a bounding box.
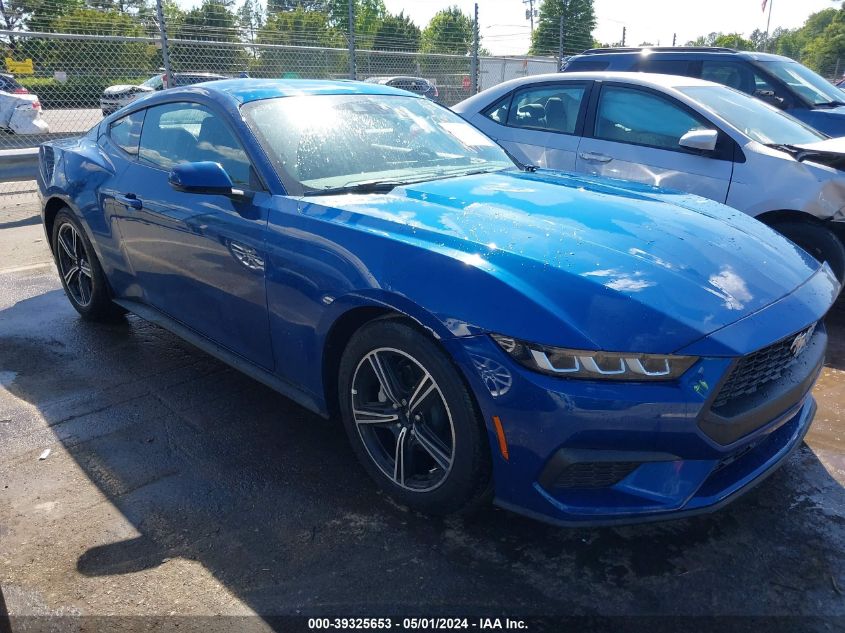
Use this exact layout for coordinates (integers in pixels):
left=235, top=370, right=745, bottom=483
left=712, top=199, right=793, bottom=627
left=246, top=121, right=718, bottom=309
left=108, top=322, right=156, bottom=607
left=116, top=193, right=142, bottom=210
left=579, top=152, right=613, bottom=163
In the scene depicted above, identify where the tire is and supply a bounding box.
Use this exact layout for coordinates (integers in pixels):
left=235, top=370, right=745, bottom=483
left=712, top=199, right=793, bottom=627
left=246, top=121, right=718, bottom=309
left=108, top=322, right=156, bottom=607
left=769, top=220, right=845, bottom=288
left=338, top=318, right=491, bottom=515
left=51, top=209, right=125, bottom=321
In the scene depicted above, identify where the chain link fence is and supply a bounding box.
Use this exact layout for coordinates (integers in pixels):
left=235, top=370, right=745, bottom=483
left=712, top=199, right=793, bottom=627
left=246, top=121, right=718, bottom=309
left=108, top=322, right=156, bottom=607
left=0, top=5, right=567, bottom=206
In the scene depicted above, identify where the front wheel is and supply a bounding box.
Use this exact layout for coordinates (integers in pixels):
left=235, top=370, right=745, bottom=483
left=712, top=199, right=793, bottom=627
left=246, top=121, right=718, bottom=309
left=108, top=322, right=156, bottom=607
left=338, top=319, right=491, bottom=515
left=769, top=220, right=845, bottom=287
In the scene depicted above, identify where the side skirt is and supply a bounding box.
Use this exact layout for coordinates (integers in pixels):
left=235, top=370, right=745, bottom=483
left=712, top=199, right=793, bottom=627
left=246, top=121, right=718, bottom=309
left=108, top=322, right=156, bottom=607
left=114, top=299, right=328, bottom=419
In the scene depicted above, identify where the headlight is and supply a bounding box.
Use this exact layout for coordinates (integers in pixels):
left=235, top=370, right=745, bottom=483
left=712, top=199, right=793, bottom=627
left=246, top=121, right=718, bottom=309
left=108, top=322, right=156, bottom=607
left=491, top=334, right=697, bottom=381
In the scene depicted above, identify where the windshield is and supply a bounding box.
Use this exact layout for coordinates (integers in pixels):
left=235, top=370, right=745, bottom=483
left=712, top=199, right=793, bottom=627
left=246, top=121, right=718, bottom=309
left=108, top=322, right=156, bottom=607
left=758, top=60, right=845, bottom=106
left=679, top=85, right=825, bottom=145
left=141, top=75, right=163, bottom=89
left=243, top=94, right=514, bottom=195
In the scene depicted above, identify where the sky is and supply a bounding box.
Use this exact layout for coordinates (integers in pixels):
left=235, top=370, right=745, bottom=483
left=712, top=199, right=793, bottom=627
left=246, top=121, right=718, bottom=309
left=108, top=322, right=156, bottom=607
left=174, top=0, right=842, bottom=55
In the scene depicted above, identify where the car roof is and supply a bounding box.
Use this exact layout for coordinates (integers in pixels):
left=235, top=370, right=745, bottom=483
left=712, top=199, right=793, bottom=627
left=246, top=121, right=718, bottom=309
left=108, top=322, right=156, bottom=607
left=572, top=47, right=791, bottom=63
left=193, top=78, right=423, bottom=104
left=452, top=71, right=725, bottom=114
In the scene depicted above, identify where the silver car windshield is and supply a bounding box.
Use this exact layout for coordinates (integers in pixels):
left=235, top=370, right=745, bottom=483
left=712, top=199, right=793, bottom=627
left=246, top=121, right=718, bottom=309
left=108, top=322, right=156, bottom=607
left=758, top=60, right=845, bottom=106
left=679, top=85, right=825, bottom=145
left=243, top=94, right=514, bottom=195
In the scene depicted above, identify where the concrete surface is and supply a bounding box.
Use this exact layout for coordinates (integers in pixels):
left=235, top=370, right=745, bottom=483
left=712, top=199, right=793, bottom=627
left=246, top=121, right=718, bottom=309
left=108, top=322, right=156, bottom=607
left=1, top=202, right=844, bottom=631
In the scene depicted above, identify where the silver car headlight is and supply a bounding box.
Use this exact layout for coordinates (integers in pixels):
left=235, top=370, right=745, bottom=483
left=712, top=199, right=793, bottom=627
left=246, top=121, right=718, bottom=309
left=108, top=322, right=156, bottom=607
left=491, top=334, right=697, bottom=381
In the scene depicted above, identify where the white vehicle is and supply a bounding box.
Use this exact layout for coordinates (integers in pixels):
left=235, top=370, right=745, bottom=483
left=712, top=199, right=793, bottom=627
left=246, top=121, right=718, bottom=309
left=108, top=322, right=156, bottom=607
left=0, top=72, right=48, bottom=135
left=454, top=72, right=845, bottom=285
left=100, top=72, right=227, bottom=116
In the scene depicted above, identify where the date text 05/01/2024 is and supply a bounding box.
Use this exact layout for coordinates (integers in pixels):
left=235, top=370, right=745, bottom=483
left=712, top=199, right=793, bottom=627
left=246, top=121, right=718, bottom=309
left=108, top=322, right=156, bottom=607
left=307, top=617, right=528, bottom=630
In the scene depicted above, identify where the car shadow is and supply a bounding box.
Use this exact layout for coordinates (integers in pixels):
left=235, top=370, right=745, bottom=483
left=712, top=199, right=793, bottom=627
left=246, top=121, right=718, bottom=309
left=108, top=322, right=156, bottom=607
left=1, top=289, right=844, bottom=625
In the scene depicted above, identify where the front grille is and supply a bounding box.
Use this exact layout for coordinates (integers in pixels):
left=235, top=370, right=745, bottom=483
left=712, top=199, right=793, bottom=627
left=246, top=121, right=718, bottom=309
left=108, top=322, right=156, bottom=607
left=552, top=461, right=639, bottom=489
left=712, top=323, right=817, bottom=412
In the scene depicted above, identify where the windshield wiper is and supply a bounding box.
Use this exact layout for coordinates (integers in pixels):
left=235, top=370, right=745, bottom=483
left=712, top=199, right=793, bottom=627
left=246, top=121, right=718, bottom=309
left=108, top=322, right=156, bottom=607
left=814, top=100, right=845, bottom=108
left=302, top=180, right=406, bottom=196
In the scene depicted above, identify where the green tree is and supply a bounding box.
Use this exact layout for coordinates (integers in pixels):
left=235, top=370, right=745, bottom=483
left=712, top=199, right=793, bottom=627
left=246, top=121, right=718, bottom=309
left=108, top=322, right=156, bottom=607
left=86, top=0, right=148, bottom=13
left=173, top=0, right=247, bottom=74
left=713, top=32, right=755, bottom=50
left=372, top=11, right=419, bottom=51
left=24, top=8, right=150, bottom=75
left=420, top=6, right=473, bottom=55
left=256, top=7, right=344, bottom=77
left=529, top=0, right=595, bottom=57
left=327, top=0, right=387, bottom=48
left=267, top=0, right=325, bottom=15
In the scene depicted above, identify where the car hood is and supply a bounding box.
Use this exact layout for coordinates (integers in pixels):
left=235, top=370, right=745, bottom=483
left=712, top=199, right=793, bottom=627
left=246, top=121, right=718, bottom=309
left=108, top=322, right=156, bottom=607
left=302, top=169, right=830, bottom=353
left=103, top=84, right=153, bottom=95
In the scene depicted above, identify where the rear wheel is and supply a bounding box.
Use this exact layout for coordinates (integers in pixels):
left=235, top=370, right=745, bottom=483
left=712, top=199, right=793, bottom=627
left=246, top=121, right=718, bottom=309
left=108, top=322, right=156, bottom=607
left=52, top=209, right=125, bottom=321
left=338, top=319, right=491, bottom=515
left=769, top=220, right=845, bottom=287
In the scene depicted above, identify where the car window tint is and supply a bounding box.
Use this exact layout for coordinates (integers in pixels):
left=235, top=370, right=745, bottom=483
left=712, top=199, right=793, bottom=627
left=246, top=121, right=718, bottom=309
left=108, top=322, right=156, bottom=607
left=138, top=102, right=252, bottom=185
left=638, top=59, right=693, bottom=76
left=595, top=86, right=707, bottom=150
left=109, top=110, right=145, bottom=156
left=700, top=61, right=756, bottom=94
left=564, top=59, right=609, bottom=72
left=483, top=94, right=511, bottom=124
left=506, top=84, right=586, bottom=134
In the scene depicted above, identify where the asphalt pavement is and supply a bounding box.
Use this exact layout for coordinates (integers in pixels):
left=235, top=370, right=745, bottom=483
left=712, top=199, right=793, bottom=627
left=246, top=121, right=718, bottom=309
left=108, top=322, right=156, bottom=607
left=1, top=202, right=844, bottom=632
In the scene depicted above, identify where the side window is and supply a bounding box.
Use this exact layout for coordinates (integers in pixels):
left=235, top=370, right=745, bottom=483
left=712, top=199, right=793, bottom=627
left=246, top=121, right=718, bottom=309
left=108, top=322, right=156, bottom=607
left=109, top=110, right=145, bottom=156
left=638, top=59, right=694, bottom=77
left=564, top=59, right=609, bottom=72
left=505, top=84, right=586, bottom=134
left=700, top=61, right=756, bottom=94
left=138, top=102, right=252, bottom=185
left=482, top=94, right=512, bottom=124
left=594, top=86, right=707, bottom=151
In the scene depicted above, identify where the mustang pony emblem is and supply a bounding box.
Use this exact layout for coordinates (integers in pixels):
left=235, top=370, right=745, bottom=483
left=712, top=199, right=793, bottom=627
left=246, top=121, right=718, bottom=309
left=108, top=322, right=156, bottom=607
left=790, top=324, right=816, bottom=358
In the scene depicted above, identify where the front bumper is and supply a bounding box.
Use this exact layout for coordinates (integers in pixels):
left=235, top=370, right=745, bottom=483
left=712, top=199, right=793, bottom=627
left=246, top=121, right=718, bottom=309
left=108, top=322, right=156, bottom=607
left=445, top=270, right=835, bottom=526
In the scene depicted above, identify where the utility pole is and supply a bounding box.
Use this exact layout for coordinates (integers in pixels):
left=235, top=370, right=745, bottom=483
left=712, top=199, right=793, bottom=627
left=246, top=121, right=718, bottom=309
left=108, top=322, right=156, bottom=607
left=558, top=13, right=564, bottom=71
left=621, top=26, right=626, bottom=47
left=471, top=3, right=479, bottom=94
left=523, top=0, right=537, bottom=35
left=348, top=0, right=355, bottom=79
left=155, top=0, right=172, bottom=87
left=672, top=33, right=676, bottom=47
left=763, top=0, right=773, bottom=52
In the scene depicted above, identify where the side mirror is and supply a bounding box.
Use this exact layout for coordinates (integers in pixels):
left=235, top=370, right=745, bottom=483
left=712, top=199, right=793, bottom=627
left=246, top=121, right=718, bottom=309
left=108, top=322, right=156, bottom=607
left=168, top=161, right=236, bottom=196
left=679, top=129, right=718, bottom=152
left=754, top=89, right=785, bottom=109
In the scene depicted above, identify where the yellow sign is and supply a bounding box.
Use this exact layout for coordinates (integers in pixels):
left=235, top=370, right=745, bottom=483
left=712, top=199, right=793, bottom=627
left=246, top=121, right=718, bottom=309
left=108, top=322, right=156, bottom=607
left=5, top=58, right=34, bottom=75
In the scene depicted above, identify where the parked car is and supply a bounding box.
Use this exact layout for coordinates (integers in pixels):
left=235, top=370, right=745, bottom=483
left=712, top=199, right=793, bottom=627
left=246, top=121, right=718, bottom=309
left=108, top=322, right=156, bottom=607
left=365, top=75, right=438, bottom=100
left=0, top=72, right=29, bottom=95
left=100, top=72, right=227, bottom=116
left=454, top=71, right=845, bottom=285
left=39, top=79, right=838, bottom=526
left=0, top=73, right=48, bottom=135
left=562, top=47, right=845, bottom=137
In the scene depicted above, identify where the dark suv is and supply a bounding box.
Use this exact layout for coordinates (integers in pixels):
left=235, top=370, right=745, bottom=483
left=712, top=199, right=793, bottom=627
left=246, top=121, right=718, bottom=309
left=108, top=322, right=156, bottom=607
left=563, top=47, right=845, bottom=136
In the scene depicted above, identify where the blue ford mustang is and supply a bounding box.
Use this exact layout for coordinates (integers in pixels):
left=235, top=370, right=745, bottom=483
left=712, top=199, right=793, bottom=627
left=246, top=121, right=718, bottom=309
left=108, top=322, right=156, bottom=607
left=37, top=79, right=839, bottom=526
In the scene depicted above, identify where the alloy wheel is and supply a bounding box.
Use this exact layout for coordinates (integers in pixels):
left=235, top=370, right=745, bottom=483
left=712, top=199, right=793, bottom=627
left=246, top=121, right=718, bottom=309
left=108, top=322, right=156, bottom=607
left=351, top=347, right=456, bottom=492
left=56, top=222, right=93, bottom=307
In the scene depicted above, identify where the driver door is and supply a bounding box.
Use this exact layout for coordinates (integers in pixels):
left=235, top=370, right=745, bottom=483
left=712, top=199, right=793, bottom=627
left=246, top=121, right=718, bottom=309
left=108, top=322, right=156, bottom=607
left=575, top=84, right=733, bottom=203
left=112, top=101, right=274, bottom=369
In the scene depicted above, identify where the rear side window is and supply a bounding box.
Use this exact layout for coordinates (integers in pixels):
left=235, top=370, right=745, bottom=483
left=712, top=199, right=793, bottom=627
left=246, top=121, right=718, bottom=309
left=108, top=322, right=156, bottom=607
left=594, top=86, right=707, bottom=151
left=483, top=94, right=511, bottom=123
left=564, top=59, right=610, bottom=72
left=109, top=110, right=145, bottom=156
left=138, top=101, right=252, bottom=185
left=637, top=59, right=694, bottom=77
left=506, top=84, right=586, bottom=134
